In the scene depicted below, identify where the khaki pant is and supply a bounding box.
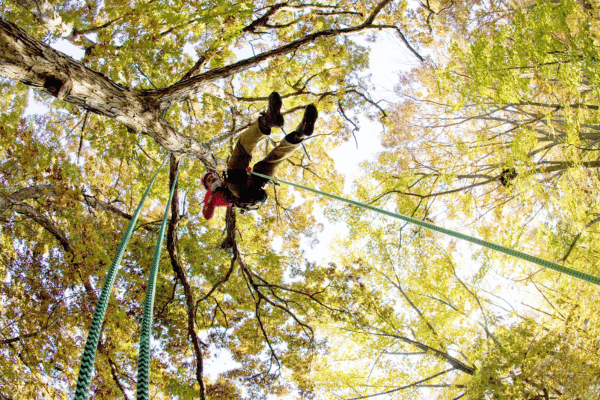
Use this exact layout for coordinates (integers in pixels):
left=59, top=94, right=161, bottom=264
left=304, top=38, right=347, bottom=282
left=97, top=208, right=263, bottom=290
left=227, top=122, right=300, bottom=198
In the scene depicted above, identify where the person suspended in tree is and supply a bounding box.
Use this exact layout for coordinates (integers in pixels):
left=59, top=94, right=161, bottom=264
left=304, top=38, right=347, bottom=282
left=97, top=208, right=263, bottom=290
left=202, top=92, right=318, bottom=220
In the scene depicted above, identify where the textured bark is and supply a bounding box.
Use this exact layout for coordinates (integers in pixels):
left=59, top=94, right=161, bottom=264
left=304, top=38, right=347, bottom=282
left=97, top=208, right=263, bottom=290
left=0, top=18, right=221, bottom=168
left=0, top=184, right=55, bottom=206
left=166, top=154, right=206, bottom=400
left=0, top=19, right=140, bottom=116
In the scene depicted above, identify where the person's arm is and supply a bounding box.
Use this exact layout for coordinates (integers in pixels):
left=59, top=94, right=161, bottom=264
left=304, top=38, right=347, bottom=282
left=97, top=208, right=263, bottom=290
left=203, top=183, right=232, bottom=219
left=202, top=190, right=217, bottom=220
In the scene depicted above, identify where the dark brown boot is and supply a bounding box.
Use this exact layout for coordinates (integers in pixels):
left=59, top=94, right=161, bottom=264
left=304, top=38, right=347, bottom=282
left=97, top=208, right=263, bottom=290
left=287, top=104, right=318, bottom=143
left=258, top=92, right=284, bottom=133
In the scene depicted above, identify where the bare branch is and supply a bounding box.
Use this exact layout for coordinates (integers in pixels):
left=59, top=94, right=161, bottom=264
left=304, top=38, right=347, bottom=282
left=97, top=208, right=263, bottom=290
left=371, top=24, right=425, bottom=61
left=346, top=368, right=455, bottom=400
left=561, top=215, right=600, bottom=262
left=243, top=3, right=364, bottom=33
left=101, top=345, right=133, bottom=400
left=151, top=0, right=419, bottom=106
left=166, top=154, right=206, bottom=400
left=0, top=184, right=156, bottom=231
left=195, top=208, right=237, bottom=306
left=365, top=330, right=476, bottom=374
left=235, top=251, right=315, bottom=341
left=1, top=328, right=50, bottom=345
left=8, top=202, right=73, bottom=253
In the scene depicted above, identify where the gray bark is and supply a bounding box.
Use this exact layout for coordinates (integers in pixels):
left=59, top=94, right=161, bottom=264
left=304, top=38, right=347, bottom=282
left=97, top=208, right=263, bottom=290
left=0, top=18, right=221, bottom=168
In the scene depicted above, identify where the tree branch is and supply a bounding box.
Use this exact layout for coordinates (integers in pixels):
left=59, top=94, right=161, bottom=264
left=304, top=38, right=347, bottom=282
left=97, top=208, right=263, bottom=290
left=0, top=18, right=222, bottom=168
left=560, top=215, right=600, bottom=262
left=0, top=184, right=155, bottom=231
left=346, top=368, right=455, bottom=400
left=1, top=327, right=50, bottom=345
left=366, top=330, right=476, bottom=374
left=166, top=154, right=206, bottom=400
left=243, top=3, right=364, bottom=33
left=149, top=0, right=415, bottom=106
left=235, top=250, right=315, bottom=343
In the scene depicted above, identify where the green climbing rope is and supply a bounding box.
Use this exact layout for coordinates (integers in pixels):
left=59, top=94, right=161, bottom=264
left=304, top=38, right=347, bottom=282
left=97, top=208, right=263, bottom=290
left=136, top=162, right=180, bottom=400
left=74, top=155, right=168, bottom=400
left=252, top=172, right=600, bottom=287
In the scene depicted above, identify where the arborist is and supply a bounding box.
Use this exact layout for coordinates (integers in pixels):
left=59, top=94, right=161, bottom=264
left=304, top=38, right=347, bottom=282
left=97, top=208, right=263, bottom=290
left=202, top=92, right=318, bottom=219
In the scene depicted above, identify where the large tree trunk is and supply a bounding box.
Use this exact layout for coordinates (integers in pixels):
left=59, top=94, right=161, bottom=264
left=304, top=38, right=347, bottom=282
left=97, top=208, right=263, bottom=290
left=0, top=18, right=220, bottom=167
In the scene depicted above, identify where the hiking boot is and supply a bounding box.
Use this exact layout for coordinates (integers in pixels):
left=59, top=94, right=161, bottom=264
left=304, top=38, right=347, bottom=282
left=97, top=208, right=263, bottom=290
left=258, top=92, right=284, bottom=133
left=287, top=104, right=318, bottom=143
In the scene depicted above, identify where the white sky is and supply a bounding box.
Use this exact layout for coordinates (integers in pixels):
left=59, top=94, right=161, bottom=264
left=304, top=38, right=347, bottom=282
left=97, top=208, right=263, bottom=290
left=331, top=31, right=420, bottom=181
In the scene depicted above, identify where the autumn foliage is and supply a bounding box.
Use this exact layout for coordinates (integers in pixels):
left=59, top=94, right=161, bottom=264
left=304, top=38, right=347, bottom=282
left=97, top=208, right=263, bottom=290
left=1, top=0, right=600, bottom=399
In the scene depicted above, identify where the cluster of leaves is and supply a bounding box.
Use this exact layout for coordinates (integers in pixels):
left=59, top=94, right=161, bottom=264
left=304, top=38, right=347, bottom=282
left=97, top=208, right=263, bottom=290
left=302, top=1, right=600, bottom=399
left=3, top=0, right=600, bottom=399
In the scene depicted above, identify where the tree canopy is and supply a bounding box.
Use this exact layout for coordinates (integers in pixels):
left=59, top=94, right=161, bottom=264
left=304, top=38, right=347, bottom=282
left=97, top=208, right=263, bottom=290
left=1, top=0, right=600, bottom=399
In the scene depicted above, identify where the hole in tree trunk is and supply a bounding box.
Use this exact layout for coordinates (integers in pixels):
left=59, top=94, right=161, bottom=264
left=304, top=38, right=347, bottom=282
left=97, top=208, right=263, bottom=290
left=43, top=76, right=64, bottom=97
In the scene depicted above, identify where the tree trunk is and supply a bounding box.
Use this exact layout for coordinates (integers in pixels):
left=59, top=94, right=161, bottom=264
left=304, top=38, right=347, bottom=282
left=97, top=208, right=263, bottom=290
left=0, top=18, right=220, bottom=168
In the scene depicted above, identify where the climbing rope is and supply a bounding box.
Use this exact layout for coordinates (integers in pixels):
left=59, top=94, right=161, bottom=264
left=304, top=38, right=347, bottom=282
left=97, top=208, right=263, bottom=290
left=74, top=155, right=168, bottom=400
left=252, top=172, right=600, bottom=287
left=136, top=161, right=180, bottom=400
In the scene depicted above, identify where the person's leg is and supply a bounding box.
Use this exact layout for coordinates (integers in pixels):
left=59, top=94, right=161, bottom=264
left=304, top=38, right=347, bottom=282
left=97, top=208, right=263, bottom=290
left=252, top=104, right=318, bottom=187
left=226, top=121, right=263, bottom=198
left=227, top=92, right=283, bottom=197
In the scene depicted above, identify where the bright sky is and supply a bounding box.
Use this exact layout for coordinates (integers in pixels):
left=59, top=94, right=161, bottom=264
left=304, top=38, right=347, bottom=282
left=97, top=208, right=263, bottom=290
left=305, top=32, right=423, bottom=264
left=331, top=31, right=420, bottom=181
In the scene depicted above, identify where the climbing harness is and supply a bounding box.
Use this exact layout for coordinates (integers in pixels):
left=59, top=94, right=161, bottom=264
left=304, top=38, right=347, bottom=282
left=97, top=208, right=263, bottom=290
left=251, top=172, right=600, bottom=287
left=234, top=187, right=268, bottom=213
left=74, top=154, right=178, bottom=400
left=223, top=168, right=271, bottom=213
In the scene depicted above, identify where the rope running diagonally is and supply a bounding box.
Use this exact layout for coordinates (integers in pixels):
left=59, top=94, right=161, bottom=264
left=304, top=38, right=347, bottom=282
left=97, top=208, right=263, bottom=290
left=136, top=160, right=180, bottom=400
left=74, top=154, right=169, bottom=400
left=251, top=172, right=600, bottom=287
